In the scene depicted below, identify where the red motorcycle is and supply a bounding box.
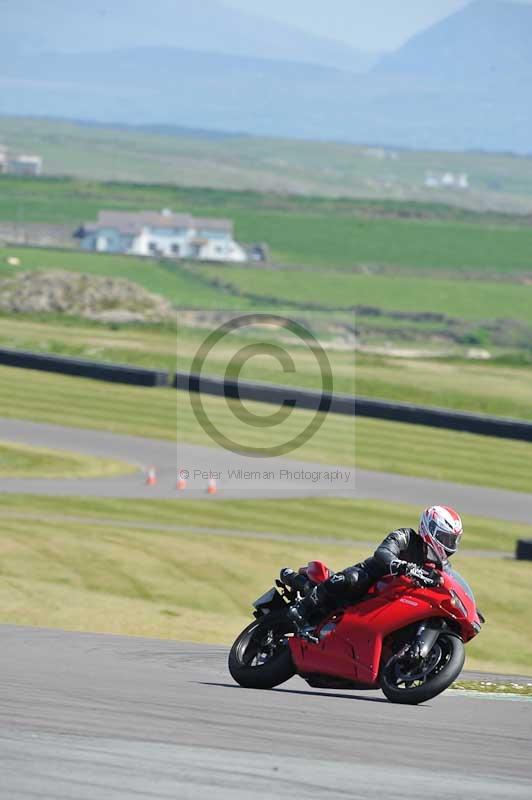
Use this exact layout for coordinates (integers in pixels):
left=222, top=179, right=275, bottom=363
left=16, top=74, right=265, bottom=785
left=229, top=560, right=484, bottom=704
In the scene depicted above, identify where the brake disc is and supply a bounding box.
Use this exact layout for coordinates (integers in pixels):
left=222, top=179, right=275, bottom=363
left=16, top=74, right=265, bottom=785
left=395, top=643, right=443, bottom=683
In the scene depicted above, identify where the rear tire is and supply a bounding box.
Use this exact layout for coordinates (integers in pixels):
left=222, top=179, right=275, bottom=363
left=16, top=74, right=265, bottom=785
left=228, top=613, right=296, bottom=689
left=380, top=634, right=465, bottom=705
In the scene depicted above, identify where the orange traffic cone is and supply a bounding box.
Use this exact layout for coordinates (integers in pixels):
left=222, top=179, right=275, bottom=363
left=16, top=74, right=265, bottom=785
left=146, top=466, right=157, bottom=486
left=207, top=478, right=217, bottom=495
left=176, top=470, right=187, bottom=491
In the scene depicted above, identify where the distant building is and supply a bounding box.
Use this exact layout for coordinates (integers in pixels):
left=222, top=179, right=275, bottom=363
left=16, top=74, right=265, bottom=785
left=424, top=171, right=469, bottom=190
left=0, top=144, right=43, bottom=176
left=5, top=154, right=43, bottom=176
left=76, top=209, right=248, bottom=262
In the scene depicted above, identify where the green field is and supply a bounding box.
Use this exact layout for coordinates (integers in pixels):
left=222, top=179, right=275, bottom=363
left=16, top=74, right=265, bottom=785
left=2, top=243, right=532, bottom=361
left=0, top=440, right=134, bottom=478
left=0, top=493, right=530, bottom=674
left=0, top=246, right=246, bottom=309
left=3, top=175, right=532, bottom=275
left=1, top=366, right=531, bottom=493
left=3, top=116, right=532, bottom=214
left=198, top=264, right=532, bottom=323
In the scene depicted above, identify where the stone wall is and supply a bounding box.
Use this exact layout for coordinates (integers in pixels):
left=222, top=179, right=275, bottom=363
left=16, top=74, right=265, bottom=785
left=0, top=223, right=76, bottom=248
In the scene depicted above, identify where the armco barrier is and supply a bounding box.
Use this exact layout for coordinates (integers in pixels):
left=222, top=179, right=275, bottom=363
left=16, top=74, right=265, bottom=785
left=0, top=348, right=168, bottom=387
left=353, top=395, right=532, bottom=442
left=174, top=370, right=532, bottom=443
left=1, top=349, right=531, bottom=441
left=174, top=371, right=341, bottom=413
left=516, top=540, right=532, bottom=560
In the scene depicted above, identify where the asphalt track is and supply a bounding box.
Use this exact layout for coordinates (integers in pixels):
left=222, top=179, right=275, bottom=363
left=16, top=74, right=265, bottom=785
left=1, top=626, right=530, bottom=800
left=2, top=420, right=531, bottom=797
left=1, top=418, right=532, bottom=523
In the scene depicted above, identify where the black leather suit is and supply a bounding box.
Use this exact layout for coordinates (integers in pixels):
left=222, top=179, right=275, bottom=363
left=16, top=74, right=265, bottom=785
left=306, top=528, right=434, bottom=616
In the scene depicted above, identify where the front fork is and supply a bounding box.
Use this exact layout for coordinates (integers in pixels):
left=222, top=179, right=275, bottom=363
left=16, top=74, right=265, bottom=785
left=396, top=619, right=445, bottom=662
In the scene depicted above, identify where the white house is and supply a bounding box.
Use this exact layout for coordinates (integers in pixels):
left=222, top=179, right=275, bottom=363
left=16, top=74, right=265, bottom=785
left=6, top=154, right=43, bottom=176
left=77, top=209, right=247, bottom=262
left=424, top=172, right=469, bottom=190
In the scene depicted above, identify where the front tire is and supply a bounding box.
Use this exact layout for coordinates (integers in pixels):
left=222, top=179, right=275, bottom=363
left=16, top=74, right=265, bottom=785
left=380, top=634, right=465, bottom=705
left=228, top=612, right=296, bottom=689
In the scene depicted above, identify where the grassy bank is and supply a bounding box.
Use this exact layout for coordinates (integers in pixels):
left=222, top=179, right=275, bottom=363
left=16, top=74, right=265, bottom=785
left=0, top=440, right=134, bottom=478
left=1, top=494, right=525, bottom=552
left=0, top=246, right=245, bottom=309
left=0, top=494, right=529, bottom=675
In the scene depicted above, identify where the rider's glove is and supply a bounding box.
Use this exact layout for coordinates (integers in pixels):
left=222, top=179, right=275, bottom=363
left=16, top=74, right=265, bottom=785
left=280, top=567, right=296, bottom=582
left=390, top=561, right=441, bottom=587
left=389, top=559, right=410, bottom=576
left=405, top=564, right=441, bottom=587
left=280, top=567, right=308, bottom=593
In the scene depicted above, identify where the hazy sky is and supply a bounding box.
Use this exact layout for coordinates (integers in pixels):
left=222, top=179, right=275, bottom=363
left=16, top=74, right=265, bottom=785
left=223, top=0, right=531, bottom=51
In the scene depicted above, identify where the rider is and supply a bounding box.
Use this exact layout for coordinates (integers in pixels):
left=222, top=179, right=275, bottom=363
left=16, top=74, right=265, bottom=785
left=285, top=505, right=463, bottom=631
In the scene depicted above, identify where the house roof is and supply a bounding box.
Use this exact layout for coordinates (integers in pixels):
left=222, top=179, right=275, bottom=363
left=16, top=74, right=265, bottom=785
left=92, top=210, right=233, bottom=235
left=194, top=217, right=233, bottom=232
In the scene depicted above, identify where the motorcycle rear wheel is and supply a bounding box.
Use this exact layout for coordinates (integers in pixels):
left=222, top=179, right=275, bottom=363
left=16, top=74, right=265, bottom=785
left=380, top=633, right=465, bottom=705
left=228, top=612, right=296, bottom=689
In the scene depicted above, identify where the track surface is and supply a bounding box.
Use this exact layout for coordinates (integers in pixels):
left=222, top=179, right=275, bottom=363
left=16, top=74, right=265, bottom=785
left=2, top=418, right=532, bottom=523
left=2, top=418, right=531, bottom=798
left=1, top=626, right=530, bottom=800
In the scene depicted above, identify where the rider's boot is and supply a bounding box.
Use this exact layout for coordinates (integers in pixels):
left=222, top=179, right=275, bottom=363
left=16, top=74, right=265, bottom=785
left=287, top=587, right=322, bottom=642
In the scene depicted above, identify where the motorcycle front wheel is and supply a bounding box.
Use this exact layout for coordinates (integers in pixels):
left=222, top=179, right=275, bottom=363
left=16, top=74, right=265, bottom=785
left=380, top=633, right=465, bottom=705
left=228, top=612, right=296, bottom=689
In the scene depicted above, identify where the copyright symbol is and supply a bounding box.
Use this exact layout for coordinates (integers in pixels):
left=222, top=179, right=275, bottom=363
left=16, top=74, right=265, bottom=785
left=179, top=469, right=190, bottom=479
left=188, top=314, right=333, bottom=458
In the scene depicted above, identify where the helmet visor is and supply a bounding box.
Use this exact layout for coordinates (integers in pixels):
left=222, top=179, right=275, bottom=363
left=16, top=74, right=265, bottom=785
left=435, top=529, right=462, bottom=553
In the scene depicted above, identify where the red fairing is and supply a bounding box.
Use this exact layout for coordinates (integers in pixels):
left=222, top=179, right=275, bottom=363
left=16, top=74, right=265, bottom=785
left=305, top=561, right=330, bottom=584
left=289, top=568, right=481, bottom=688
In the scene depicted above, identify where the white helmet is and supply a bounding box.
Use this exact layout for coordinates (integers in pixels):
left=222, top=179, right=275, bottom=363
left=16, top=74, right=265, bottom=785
left=419, top=505, right=463, bottom=563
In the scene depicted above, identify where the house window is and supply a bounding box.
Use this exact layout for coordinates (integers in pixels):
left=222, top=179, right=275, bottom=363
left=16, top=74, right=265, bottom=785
left=171, top=244, right=181, bottom=255
left=148, top=242, right=158, bottom=253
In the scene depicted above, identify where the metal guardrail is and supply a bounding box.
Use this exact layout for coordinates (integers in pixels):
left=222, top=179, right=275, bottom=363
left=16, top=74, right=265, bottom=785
left=1, top=349, right=531, bottom=442
left=0, top=348, right=168, bottom=387
left=174, top=370, right=532, bottom=443
left=354, top=395, right=532, bottom=442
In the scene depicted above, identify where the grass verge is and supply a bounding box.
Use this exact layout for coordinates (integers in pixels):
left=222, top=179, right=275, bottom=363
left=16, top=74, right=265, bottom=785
left=0, top=495, right=525, bottom=551
left=0, top=440, right=135, bottom=478
left=452, top=681, right=532, bottom=695
left=0, top=494, right=530, bottom=675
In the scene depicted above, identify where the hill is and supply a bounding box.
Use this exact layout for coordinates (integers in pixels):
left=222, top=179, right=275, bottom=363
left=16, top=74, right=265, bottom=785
left=3, top=117, right=532, bottom=214
left=2, top=0, right=374, bottom=73
left=2, top=1, right=532, bottom=152
left=374, top=0, right=532, bottom=84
